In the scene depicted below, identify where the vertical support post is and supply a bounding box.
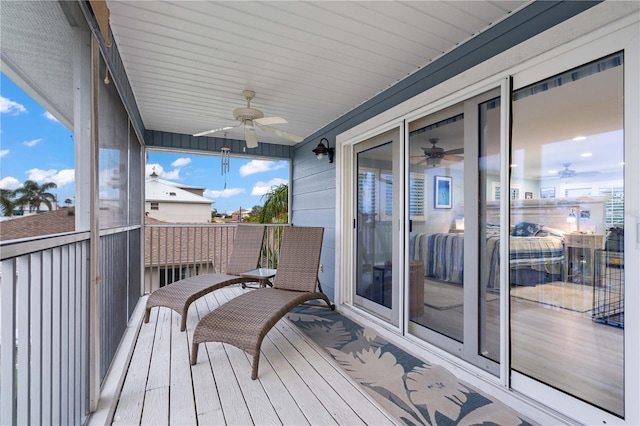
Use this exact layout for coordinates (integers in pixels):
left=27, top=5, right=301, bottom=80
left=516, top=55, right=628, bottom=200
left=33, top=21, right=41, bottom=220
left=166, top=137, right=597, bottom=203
left=0, top=260, right=17, bottom=424
left=88, top=35, right=101, bottom=412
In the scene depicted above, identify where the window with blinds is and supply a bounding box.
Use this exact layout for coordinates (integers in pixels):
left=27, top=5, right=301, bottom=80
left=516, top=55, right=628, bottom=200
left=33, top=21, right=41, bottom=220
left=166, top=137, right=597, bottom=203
left=358, top=171, right=376, bottom=215
left=409, top=174, right=425, bottom=219
left=599, top=186, right=624, bottom=228
left=358, top=170, right=424, bottom=221
left=381, top=172, right=393, bottom=219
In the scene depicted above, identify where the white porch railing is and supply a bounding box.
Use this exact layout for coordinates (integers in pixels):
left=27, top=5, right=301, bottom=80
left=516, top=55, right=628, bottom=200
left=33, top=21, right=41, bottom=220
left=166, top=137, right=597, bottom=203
left=1, top=232, right=91, bottom=425
left=0, top=223, right=287, bottom=424
left=145, top=223, right=287, bottom=293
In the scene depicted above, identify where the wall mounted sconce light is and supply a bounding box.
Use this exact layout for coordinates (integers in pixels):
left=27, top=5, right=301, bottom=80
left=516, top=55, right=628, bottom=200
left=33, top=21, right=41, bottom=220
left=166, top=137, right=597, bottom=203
left=566, top=209, right=577, bottom=223
left=312, top=138, right=334, bottom=163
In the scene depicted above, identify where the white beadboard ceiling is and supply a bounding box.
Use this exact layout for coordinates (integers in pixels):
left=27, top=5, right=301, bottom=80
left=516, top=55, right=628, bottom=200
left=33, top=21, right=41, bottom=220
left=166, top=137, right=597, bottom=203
left=106, top=0, right=530, bottom=145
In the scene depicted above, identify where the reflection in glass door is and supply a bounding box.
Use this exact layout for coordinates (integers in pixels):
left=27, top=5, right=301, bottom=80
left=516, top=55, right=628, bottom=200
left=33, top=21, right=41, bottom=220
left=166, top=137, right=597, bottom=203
left=408, top=105, right=466, bottom=343
left=478, top=97, right=502, bottom=363
left=354, top=128, right=400, bottom=325
left=510, top=53, right=624, bottom=416
left=407, top=88, right=502, bottom=375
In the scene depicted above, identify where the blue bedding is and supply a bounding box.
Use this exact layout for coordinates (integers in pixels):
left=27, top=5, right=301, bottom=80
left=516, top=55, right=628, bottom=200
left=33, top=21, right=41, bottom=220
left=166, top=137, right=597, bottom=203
left=413, top=232, right=565, bottom=288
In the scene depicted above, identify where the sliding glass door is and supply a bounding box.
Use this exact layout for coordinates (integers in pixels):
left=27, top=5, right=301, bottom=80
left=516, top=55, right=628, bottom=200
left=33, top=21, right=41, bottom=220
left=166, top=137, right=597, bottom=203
left=340, top=16, right=637, bottom=424
left=353, top=127, right=401, bottom=326
left=510, top=53, right=625, bottom=417
left=407, top=88, right=502, bottom=374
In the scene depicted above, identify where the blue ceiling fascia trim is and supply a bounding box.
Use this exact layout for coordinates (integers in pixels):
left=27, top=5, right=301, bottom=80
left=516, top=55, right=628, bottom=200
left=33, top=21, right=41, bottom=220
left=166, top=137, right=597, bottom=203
left=78, top=0, right=146, bottom=145
left=144, top=130, right=294, bottom=160
left=303, top=0, right=602, bottom=146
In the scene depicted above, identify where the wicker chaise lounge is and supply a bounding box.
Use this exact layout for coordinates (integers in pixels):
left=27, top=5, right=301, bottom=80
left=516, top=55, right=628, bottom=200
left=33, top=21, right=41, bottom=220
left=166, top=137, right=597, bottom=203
left=144, top=225, right=266, bottom=331
left=190, top=226, right=334, bottom=379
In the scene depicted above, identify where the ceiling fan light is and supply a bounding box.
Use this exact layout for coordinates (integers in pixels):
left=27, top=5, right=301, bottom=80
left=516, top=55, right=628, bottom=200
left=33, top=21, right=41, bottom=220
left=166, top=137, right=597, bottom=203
left=426, top=157, right=441, bottom=167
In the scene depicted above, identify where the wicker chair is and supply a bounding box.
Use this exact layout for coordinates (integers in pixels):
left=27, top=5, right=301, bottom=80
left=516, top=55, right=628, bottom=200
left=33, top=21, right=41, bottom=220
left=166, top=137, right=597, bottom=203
left=190, top=226, right=334, bottom=379
left=144, top=225, right=266, bottom=331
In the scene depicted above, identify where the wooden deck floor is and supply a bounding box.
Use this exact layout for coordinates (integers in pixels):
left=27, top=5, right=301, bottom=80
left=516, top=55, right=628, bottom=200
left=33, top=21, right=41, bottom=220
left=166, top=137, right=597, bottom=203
left=110, top=285, right=396, bottom=425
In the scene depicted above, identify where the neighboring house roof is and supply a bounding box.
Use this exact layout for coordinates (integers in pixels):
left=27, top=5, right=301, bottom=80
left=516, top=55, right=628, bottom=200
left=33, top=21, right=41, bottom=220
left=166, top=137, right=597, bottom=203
left=0, top=208, right=75, bottom=241
left=154, top=178, right=205, bottom=192
left=0, top=209, right=229, bottom=270
left=145, top=178, right=213, bottom=205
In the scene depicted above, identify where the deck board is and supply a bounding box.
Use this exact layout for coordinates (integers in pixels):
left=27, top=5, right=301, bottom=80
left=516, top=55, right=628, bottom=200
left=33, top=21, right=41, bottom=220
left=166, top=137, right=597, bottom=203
left=112, top=285, right=395, bottom=425
left=273, top=320, right=393, bottom=425
left=190, top=297, right=226, bottom=424
left=169, top=311, right=197, bottom=425
left=112, top=309, right=156, bottom=425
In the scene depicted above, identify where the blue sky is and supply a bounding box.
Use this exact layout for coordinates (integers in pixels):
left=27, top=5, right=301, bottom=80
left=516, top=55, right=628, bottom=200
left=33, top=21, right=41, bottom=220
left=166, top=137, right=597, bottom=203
left=1, top=72, right=289, bottom=214
left=145, top=153, right=288, bottom=214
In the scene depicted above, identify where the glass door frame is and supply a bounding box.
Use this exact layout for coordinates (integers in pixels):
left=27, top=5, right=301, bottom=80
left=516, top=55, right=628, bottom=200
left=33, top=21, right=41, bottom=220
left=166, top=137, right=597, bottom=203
left=507, top=22, right=639, bottom=425
left=403, top=82, right=510, bottom=379
left=337, top=121, right=406, bottom=331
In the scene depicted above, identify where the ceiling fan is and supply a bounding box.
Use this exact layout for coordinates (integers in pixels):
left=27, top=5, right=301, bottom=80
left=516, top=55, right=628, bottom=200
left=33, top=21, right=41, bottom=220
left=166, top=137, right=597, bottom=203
left=193, top=90, right=303, bottom=148
left=415, top=138, right=464, bottom=167
left=558, top=162, right=600, bottom=179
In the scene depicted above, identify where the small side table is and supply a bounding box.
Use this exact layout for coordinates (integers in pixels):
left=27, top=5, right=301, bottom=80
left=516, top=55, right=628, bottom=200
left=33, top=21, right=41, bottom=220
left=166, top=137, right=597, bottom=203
left=240, top=268, right=277, bottom=288
left=564, top=234, right=604, bottom=284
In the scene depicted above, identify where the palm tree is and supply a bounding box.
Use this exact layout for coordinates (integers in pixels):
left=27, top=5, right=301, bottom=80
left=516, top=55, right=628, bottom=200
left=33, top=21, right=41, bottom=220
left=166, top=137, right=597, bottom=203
left=0, top=189, right=16, bottom=216
left=259, top=184, right=288, bottom=224
left=13, top=180, right=58, bottom=213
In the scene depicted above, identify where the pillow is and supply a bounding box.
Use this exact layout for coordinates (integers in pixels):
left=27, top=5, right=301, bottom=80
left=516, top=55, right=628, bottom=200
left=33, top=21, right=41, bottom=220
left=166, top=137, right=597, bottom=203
left=485, top=223, right=501, bottom=237
left=511, top=222, right=541, bottom=237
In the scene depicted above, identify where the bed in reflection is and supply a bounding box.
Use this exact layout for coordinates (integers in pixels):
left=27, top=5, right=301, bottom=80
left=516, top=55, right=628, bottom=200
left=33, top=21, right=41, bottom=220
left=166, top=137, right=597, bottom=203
left=412, top=224, right=565, bottom=288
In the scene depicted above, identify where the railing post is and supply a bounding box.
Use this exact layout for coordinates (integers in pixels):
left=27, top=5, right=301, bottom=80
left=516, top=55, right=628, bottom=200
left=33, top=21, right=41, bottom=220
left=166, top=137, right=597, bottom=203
left=88, top=36, right=101, bottom=412
left=0, top=259, right=17, bottom=424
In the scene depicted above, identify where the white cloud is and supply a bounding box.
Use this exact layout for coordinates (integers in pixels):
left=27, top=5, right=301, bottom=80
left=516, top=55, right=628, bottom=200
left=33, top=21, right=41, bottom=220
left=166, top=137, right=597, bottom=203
left=27, top=168, right=75, bottom=187
left=98, top=167, right=121, bottom=192
left=171, top=157, right=191, bottom=167
left=0, top=176, right=21, bottom=190
left=0, top=96, right=27, bottom=115
left=0, top=149, right=9, bottom=158
left=239, top=160, right=286, bottom=177
left=43, top=111, right=59, bottom=122
left=251, top=178, right=287, bottom=196
left=145, top=163, right=180, bottom=180
left=24, top=138, right=42, bottom=147
left=204, top=187, right=245, bottom=198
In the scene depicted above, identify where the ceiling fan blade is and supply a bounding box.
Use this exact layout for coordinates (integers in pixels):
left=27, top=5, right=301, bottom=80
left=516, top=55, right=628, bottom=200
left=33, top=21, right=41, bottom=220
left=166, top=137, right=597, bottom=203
left=576, top=171, right=601, bottom=177
left=445, top=148, right=464, bottom=155
left=193, top=124, right=238, bottom=137
left=245, top=126, right=258, bottom=148
left=255, top=123, right=303, bottom=142
left=255, top=116, right=287, bottom=126
left=443, top=154, right=464, bottom=161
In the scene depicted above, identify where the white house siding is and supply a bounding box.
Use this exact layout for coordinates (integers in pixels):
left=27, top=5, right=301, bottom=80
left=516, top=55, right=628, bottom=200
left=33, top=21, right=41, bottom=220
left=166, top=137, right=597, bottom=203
left=144, top=201, right=211, bottom=223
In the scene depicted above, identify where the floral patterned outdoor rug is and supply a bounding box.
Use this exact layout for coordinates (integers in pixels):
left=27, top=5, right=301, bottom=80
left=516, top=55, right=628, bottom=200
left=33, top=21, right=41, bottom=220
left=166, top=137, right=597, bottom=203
left=287, top=305, right=536, bottom=426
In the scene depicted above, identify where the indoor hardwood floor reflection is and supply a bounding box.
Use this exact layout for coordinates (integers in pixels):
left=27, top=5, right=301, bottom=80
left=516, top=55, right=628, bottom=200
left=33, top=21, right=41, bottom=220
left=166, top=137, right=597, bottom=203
left=411, top=281, right=624, bottom=417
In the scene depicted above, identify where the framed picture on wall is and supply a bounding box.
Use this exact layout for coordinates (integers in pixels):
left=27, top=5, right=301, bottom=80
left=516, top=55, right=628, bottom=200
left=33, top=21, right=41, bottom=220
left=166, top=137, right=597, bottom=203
left=540, top=187, right=555, bottom=198
left=434, top=176, right=452, bottom=209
